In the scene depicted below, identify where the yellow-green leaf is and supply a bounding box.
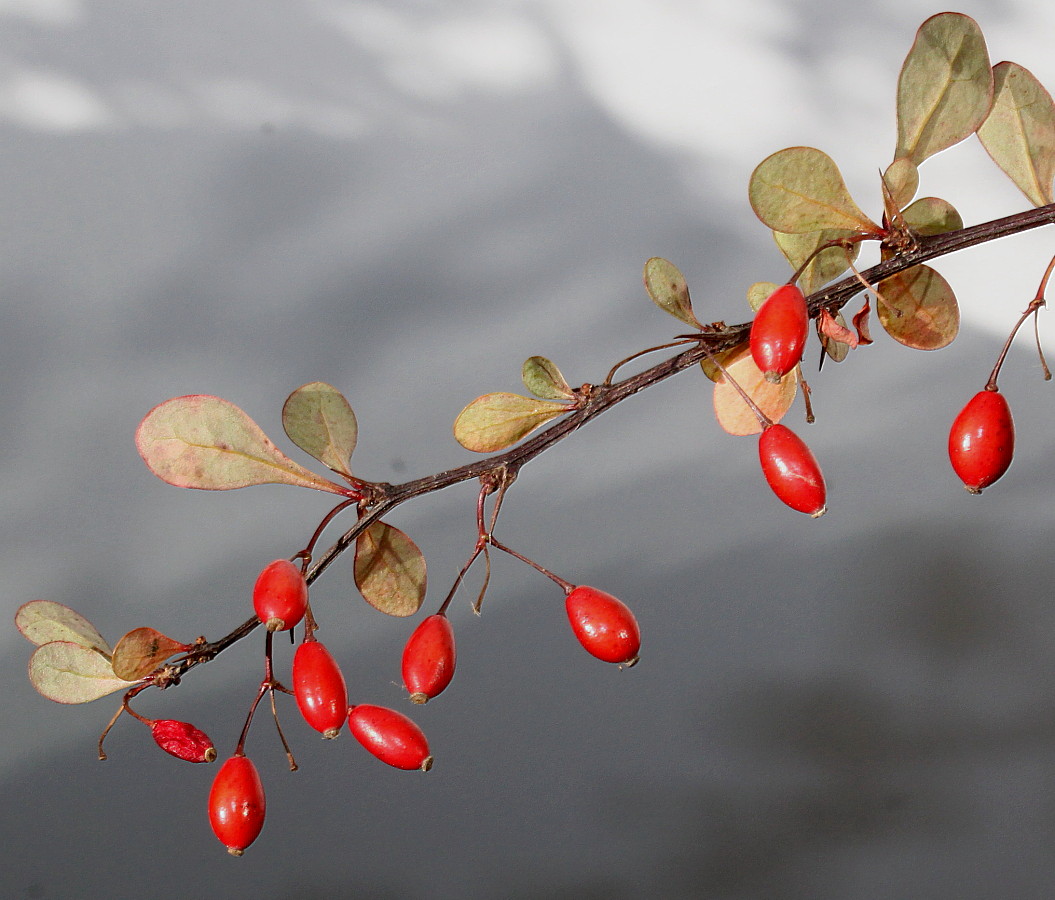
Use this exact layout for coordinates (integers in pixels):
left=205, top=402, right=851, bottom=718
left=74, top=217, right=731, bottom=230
left=773, top=229, right=860, bottom=295
left=978, top=61, right=1055, bottom=207
left=901, top=197, right=963, bottom=237
left=354, top=521, right=426, bottom=617
left=453, top=393, right=569, bottom=453
left=136, top=395, right=348, bottom=495
left=895, top=12, right=993, bottom=166
left=522, top=357, right=575, bottom=401
left=28, top=641, right=136, bottom=704
left=282, top=382, right=359, bottom=478
left=712, top=343, right=798, bottom=436
left=643, top=257, right=702, bottom=328
left=746, top=282, right=781, bottom=314
left=111, top=627, right=190, bottom=681
left=877, top=264, right=959, bottom=349
left=16, top=600, right=111, bottom=657
left=749, top=147, right=880, bottom=234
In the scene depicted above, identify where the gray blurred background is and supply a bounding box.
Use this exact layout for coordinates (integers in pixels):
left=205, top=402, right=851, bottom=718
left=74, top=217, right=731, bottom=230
left=6, top=1, right=1055, bottom=897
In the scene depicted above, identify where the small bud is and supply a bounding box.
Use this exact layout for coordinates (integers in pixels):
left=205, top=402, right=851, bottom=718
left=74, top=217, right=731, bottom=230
left=150, top=719, right=217, bottom=763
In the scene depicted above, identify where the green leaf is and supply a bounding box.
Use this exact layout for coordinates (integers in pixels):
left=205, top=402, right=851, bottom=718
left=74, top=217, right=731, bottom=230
left=282, top=382, right=359, bottom=478
left=111, top=627, right=190, bottom=681
left=28, top=641, right=136, bottom=704
left=521, top=357, right=575, bottom=401
left=978, top=61, right=1055, bottom=207
left=772, top=229, right=860, bottom=294
left=643, top=257, right=702, bottom=328
left=749, top=147, right=880, bottom=234
left=354, top=521, right=426, bottom=617
left=901, top=197, right=963, bottom=236
left=453, top=393, right=569, bottom=453
left=882, top=159, right=919, bottom=211
left=136, top=395, right=348, bottom=495
left=877, top=264, right=959, bottom=350
left=895, top=12, right=993, bottom=166
left=16, top=600, right=112, bottom=657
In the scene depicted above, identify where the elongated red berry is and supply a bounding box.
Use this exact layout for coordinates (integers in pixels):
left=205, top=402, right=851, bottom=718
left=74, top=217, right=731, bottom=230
left=208, top=755, right=265, bottom=856
left=750, top=283, right=809, bottom=383
left=758, top=423, right=826, bottom=516
left=565, top=585, right=640, bottom=666
left=347, top=704, right=432, bottom=771
left=948, top=388, right=1014, bottom=493
left=293, top=640, right=348, bottom=738
left=402, top=614, right=456, bottom=704
left=150, top=719, right=217, bottom=763
left=252, top=559, right=308, bottom=632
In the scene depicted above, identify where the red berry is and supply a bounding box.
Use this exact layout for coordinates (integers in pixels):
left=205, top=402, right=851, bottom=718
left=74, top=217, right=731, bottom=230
left=208, top=755, right=265, bottom=856
left=150, top=719, right=217, bottom=763
left=948, top=388, right=1014, bottom=493
left=401, top=614, right=456, bottom=704
left=252, top=559, right=308, bottom=632
left=758, top=423, right=827, bottom=516
left=293, top=640, right=348, bottom=738
left=347, top=704, right=432, bottom=771
left=565, top=585, right=641, bottom=666
left=750, top=283, right=809, bottom=382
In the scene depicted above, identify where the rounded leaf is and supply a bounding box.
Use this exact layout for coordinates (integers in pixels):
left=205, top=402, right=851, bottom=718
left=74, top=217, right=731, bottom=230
left=978, top=61, right=1055, bottom=207
left=453, top=392, right=569, bottom=453
left=136, top=395, right=348, bottom=495
left=712, top=343, right=798, bottom=436
left=895, top=12, right=993, bottom=165
left=749, top=147, right=880, bottom=235
left=28, top=641, right=136, bottom=704
left=111, top=627, right=190, bottom=681
left=877, top=264, right=959, bottom=350
left=643, top=257, right=702, bottom=328
left=16, top=600, right=111, bottom=656
left=901, top=197, right=963, bottom=237
left=521, top=357, right=575, bottom=401
left=354, top=521, right=426, bottom=617
left=281, top=382, right=359, bottom=478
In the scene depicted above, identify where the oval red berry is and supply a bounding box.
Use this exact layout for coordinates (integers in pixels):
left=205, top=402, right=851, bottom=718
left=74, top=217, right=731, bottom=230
left=565, top=585, right=641, bottom=666
left=252, top=559, right=308, bottom=632
left=293, top=640, right=348, bottom=738
left=749, top=283, right=809, bottom=382
left=150, top=719, right=216, bottom=763
left=401, top=614, right=456, bottom=704
left=208, top=755, right=266, bottom=856
left=948, top=389, right=1014, bottom=493
left=347, top=704, right=432, bottom=771
left=758, top=423, right=827, bottom=516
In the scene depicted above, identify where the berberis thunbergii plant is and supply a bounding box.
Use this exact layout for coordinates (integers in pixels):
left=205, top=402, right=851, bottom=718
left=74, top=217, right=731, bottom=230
left=16, top=12, right=1055, bottom=855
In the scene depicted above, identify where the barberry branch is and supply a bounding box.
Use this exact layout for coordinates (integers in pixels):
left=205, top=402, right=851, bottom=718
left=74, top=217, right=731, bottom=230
left=163, top=200, right=1055, bottom=686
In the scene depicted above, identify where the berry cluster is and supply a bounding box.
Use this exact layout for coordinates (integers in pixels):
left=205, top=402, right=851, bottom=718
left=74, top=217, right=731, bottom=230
left=203, top=553, right=640, bottom=855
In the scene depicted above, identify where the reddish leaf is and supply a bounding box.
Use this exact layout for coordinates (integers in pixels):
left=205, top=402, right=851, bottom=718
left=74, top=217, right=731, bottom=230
left=852, top=299, right=874, bottom=346
left=818, top=308, right=858, bottom=351
left=111, top=627, right=191, bottom=681
left=136, top=395, right=348, bottom=495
